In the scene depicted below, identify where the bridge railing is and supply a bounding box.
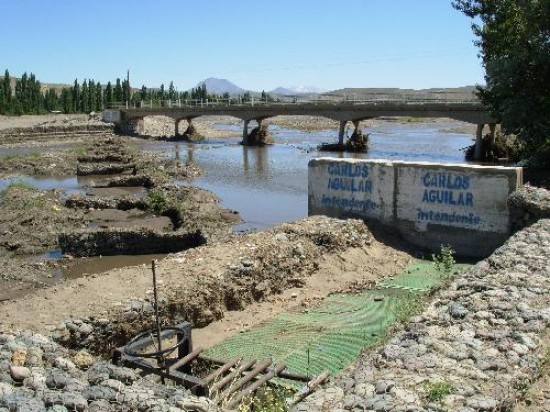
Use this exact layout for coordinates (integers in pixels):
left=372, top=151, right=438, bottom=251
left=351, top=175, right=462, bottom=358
left=107, top=96, right=480, bottom=110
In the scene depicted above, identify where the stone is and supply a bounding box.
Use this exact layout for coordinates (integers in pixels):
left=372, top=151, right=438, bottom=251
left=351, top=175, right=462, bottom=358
left=375, top=380, right=395, bottom=394
left=450, top=302, right=469, bottom=319
left=466, top=396, right=498, bottom=411
left=77, top=323, right=94, bottom=335
left=9, top=365, right=31, bottom=381
left=89, top=400, right=113, bottom=412
left=354, top=382, right=375, bottom=397
left=24, top=347, right=43, bottom=367
left=73, top=350, right=95, bottom=369
left=54, top=357, right=75, bottom=371
left=43, top=390, right=88, bottom=412
left=46, top=370, right=67, bottom=389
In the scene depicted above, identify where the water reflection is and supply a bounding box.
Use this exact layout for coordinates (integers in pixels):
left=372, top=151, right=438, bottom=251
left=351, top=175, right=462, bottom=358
left=242, top=146, right=268, bottom=178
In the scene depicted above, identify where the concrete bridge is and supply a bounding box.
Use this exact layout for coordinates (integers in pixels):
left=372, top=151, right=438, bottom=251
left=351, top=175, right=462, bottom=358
left=109, top=100, right=497, bottom=160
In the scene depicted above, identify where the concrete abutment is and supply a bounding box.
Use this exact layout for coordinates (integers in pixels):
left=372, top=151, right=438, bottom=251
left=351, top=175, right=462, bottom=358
left=309, top=158, right=523, bottom=257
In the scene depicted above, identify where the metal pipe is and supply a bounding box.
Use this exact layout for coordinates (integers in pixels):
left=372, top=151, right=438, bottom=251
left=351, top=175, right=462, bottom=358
left=214, top=359, right=272, bottom=402
left=288, top=371, right=330, bottom=406
left=199, top=355, right=312, bottom=382
left=151, top=260, right=164, bottom=370
left=225, top=363, right=286, bottom=409
left=203, top=358, right=241, bottom=385
left=210, top=358, right=256, bottom=395
left=169, top=347, right=203, bottom=372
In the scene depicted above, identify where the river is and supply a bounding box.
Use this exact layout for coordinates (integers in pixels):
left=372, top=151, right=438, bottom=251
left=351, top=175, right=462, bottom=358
left=141, top=120, right=473, bottom=231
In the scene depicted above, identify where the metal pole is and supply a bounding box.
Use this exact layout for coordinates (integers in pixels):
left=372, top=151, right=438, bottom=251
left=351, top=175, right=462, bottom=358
left=151, top=260, right=165, bottom=370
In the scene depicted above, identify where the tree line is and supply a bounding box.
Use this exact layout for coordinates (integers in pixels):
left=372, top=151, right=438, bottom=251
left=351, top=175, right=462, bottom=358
left=0, top=69, right=274, bottom=116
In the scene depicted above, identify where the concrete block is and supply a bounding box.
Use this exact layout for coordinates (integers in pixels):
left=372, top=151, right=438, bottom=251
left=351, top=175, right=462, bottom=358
left=308, top=158, right=523, bottom=258
left=393, top=161, right=522, bottom=257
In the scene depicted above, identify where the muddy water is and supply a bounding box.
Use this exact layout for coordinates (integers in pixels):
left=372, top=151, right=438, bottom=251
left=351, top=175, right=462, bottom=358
left=57, top=254, right=168, bottom=278
left=144, top=121, right=473, bottom=231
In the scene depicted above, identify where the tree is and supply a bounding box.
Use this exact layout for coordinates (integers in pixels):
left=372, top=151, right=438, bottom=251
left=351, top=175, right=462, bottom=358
left=95, top=81, right=102, bottom=112
left=105, top=81, right=114, bottom=108
left=168, top=81, right=176, bottom=101
left=453, top=0, right=550, bottom=158
left=72, top=79, right=80, bottom=113
left=114, top=78, right=123, bottom=104
left=81, top=80, right=89, bottom=112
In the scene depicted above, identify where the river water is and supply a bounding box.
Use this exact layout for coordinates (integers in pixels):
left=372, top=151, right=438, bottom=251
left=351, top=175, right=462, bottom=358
left=0, top=121, right=473, bottom=232
left=138, top=120, right=473, bottom=231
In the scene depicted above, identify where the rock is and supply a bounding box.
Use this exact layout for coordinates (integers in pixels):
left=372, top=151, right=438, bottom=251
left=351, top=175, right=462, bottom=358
left=73, top=350, right=95, bottom=369
left=43, top=390, right=88, bottom=412
left=11, top=349, right=27, bottom=366
left=54, top=357, right=75, bottom=371
left=46, top=370, right=67, bottom=389
left=466, top=396, right=498, bottom=411
left=375, top=380, right=395, bottom=394
left=89, top=400, right=112, bottom=412
left=24, top=347, right=43, bottom=367
left=450, top=302, right=469, bottom=319
left=9, top=365, right=31, bottom=381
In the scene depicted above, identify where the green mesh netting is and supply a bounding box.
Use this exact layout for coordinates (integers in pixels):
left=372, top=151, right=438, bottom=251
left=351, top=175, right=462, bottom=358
left=203, top=262, right=470, bottom=388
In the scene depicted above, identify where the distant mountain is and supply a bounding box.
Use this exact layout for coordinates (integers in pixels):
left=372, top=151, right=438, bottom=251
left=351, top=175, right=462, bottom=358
left=195, top=77, right=245, bottom=96
left=270, top=85, right=328, bottom=96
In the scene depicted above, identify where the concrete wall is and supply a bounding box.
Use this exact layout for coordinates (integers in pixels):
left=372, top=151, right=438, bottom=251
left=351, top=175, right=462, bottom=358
left=309, top=158, right=523, bottom=257
left=102, top=109, right=121, bottom=123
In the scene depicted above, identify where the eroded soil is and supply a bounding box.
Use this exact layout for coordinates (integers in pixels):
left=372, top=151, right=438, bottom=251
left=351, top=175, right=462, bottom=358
left=0, top=132, right=240, bottom=301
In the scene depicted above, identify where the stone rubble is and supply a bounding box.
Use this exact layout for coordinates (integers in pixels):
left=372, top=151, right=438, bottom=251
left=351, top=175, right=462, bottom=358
left=0, top=331, right=218, bottom=412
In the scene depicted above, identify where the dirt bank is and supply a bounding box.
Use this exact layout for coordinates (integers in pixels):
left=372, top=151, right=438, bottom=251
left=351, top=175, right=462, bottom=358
left=0, top=133, right=240, bottom=303
left=0, top=216, right=413, bottom=351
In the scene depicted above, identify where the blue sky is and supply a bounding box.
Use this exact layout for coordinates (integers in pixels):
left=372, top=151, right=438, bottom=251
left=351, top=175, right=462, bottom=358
left=0, top=1, right=484, bottom=91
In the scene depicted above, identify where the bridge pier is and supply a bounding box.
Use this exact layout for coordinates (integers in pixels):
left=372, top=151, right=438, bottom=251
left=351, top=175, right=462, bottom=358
left=352, top=120, right=361, bottom=136
left=338, top=121, right=348, bottom=145
left=474, top=123, right=498, bottom=161
left=474, top=124, right=484, bottom=160
left=243, top=119, right=250, bottom=140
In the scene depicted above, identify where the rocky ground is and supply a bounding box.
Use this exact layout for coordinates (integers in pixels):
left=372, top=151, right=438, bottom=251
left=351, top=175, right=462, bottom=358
left=0, top=216, right=412, bottom=411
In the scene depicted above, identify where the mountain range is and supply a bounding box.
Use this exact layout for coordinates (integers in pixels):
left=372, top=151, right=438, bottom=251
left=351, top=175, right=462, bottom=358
left=195, top=77, right=326, bottom=96
left=193, top=78, right=476, bottom=101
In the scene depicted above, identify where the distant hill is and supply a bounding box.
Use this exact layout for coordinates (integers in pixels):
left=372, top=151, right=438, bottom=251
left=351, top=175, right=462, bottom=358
left=194, top=77, right=245, bottom=96
left=322, top=86, right=478, bottom=101
left=270, top=85, right=328, bottom=96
